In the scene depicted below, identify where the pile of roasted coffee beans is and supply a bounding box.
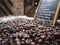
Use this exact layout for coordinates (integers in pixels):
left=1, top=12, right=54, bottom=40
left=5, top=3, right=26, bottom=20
left=0, top=18, right=60, bottom=45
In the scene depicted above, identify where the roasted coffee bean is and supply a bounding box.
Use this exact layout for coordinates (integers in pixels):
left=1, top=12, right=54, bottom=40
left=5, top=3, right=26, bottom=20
left=0, top=18, right=60, bottom=45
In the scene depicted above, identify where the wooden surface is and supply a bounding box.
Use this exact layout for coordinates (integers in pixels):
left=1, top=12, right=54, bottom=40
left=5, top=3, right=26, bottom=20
left=0, top=0, right=24, bottom=17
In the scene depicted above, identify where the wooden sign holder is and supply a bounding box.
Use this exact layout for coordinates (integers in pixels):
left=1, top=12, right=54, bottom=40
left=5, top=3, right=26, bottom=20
left=34, top=0, right=60, bottom=26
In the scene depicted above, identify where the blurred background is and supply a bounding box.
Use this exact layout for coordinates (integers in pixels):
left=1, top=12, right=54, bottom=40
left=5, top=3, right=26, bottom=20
left=0, top=0, right=60, bottom=25
left=0, top=0, right=40, bottom=17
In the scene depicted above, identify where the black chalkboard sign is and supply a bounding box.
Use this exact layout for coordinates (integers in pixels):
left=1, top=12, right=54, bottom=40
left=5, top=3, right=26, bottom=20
left=36, top=0, right=59, bottom=20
